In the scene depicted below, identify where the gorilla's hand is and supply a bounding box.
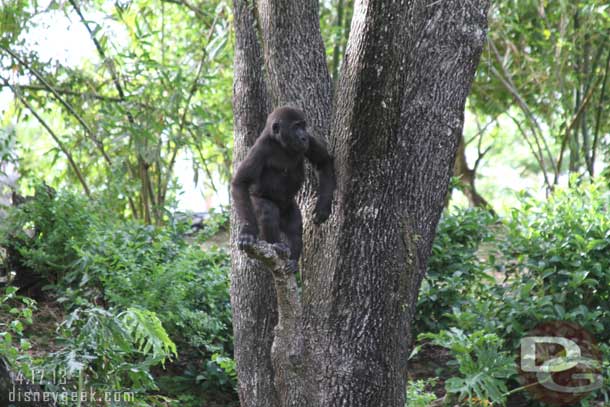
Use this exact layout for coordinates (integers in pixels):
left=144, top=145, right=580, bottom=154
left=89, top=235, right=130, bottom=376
left=313, top=204, right=331, bottom=225
left=237, top=225, right=257, bottom=250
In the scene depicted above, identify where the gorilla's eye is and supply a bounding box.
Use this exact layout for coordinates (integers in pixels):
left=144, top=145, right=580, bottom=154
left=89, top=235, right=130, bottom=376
left=294, top=121, right=306, bottom=129
left=272, top=122, right=281, bottom=134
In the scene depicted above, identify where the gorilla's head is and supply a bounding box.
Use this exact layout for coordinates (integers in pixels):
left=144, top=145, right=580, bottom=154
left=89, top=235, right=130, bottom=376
left=268, top=106, right=310, bottom=154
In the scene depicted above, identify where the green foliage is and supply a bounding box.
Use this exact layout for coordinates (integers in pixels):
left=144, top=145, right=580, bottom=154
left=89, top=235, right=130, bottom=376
left=470, top=0, right=610, bottom=181
left=319, top=0, right=353, bottom=81
left=0, top=286, right=35, bottom=373
left=0, top=185, right=106, bottom=282
left=120, top=308, right=178, bottom=365
left=0, top=0, right=29, bottom=47
left=416, top=207, right=497, bottom=334
left=193, top=207, right=230, bottom=242
left=405, top=378, right=437, bottom=407
left=502, top=181, right=610, bottom=341
left=73, top=219, right=233, bottom=358
left=2, top=0, right=234, bottom=221
left=44, top=305, right=176, bottom=403
left=420, top=329, right=516, bottom=406
left=0, top=187, right=235, bottom=400
left=418, top=181, right=610, bottom=405
left=212, top=353, right=236, bottom=383
left=423, top=182, right=610, bottom=341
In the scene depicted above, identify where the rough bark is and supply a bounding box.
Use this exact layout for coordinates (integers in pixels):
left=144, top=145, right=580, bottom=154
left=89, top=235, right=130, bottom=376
left=231, top=0, right=490, bottom=406
left=306, top=1, right=414, bottom=404
left=230, top=2, right=277, bottom=407
left=395, top=0, right=490, bottom=355
left=256, top=0, right=332, bottom=129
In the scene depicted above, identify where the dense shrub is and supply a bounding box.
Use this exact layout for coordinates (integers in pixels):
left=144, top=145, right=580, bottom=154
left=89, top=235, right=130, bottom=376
left=44, top=306, right=177, bottom=404
left=405, top=378, right=437, bottom=407
left=420, top=329, right=516, bottom=406
left=0, top=186, right=235, bottom=402
left=502, top=183, right=610, bottom=341
left=417, top=181, right=610, bottom=406
left=0, top=286, right=35, bottom=372
left=4, top=180, right=609, bottom=406
left=0, top=185, right=107, bottom=283
left=415, top=207, right=497, bottom=334
left=74, top=220, right=236, bottom=399
left=73, top=222, right=232, bottom=353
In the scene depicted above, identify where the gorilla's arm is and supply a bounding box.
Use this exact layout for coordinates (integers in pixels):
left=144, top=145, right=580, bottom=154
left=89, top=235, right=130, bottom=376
left=306, top=136, right=336, bottom=224
left=231, top=143, right=267, bottom=237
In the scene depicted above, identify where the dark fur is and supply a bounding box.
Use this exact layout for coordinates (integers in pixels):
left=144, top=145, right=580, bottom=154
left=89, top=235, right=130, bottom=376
left=231, top=106, right=335, bottom=262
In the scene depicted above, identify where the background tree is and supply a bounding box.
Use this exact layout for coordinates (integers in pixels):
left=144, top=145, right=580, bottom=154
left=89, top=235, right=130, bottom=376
left=231, top=1, right=490, bottom=406
left=469, top=0, right=610, bottom=193
left=1, top=0, right=233, bottom=222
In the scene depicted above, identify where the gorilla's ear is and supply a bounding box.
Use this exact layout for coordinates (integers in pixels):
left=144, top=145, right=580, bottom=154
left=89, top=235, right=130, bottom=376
left=272, top=121, right=281, bottom=134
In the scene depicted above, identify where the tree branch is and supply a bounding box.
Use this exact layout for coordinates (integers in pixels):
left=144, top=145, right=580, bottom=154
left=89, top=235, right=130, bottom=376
left=69, top=0, right=127, bottom=101
left=161, top=13, right=221, bottom=206
left=239, top=240, right=308, bottom=407
left=0, top=46, right=139, bottom=217
left=505, top=112, right=552, bottom=190
left=553, top=75, right=599, bottom=185
left=3, top=79, right=91, bottom=197
left=0, top=46, right=113, bottom=164
left=591, top=49, right=610, bottom=176
left=488, top=40, right=556, bottom=174
left=161, top=0, right=208, bottom=19
left=1, top=83, right=155, bottom=109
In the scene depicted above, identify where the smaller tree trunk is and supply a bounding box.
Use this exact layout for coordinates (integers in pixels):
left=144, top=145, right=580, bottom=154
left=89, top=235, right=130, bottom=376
left=230, top=2, right=277, bottom=407
left=453, top=135, right=494, bottom=212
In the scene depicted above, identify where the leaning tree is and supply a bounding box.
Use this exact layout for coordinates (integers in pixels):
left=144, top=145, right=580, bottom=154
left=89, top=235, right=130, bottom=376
left=230, top=0, right=490, bottom=406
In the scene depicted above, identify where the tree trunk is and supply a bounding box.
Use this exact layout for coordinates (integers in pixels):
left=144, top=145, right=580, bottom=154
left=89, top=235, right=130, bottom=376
left=230, top=2, right=277, bottom=407
left=230, top=0, right=490, bottom=406
left=453, top=134, right=494, bottom=211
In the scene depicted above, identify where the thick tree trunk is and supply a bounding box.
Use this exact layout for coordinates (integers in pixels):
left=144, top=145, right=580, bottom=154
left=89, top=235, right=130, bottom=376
left=230, top=0, right=490, bottom=406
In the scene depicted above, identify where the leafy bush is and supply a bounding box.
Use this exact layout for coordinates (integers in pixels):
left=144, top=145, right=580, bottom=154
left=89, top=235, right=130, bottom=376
left=0, top=185, right=107, bottom=283
left=501, top=182, right=610, bottom=341
left=422, top=182, right=610, bottom=343
left=416, top=182, right=610, bottom=406
left=405, top=378, right=437, bottom=407
left=416, top=207, right=497, bottom=334
left=0, top=187, right=235, bottom=399
left=44, top=306, right=176, bottom=403
left=73, top=221, right=233, bottom=359
left=420, top=329, right=516, bottom=406
left=74, top=220, right=236, bottom=398
left=0, top=286, right=35, bottom=373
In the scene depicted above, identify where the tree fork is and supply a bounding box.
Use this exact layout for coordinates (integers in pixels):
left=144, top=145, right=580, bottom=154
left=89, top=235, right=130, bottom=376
left=231, top=0, right=490, bottom=405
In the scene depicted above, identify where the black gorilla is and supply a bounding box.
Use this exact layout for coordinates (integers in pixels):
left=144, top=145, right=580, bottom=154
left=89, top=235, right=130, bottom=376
left=231, top=106, right=335, bottom=263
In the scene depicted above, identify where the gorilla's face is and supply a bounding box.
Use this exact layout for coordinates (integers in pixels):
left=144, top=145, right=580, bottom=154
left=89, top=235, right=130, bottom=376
left=273, top=119, right=309, bottom=154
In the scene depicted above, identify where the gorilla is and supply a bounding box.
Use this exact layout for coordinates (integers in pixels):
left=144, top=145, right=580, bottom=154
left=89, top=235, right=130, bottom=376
left=231, top=106, right=335, bottom=266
